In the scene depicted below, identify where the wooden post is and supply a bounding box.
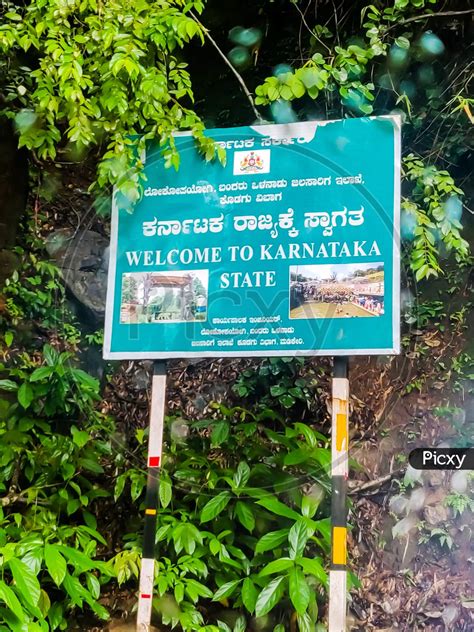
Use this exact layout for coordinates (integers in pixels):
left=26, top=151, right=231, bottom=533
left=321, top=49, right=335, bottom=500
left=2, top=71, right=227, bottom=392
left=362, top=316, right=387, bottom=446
left=328, top=357, right=349, bottom=632
left=136, top=361, right=167, bottom=632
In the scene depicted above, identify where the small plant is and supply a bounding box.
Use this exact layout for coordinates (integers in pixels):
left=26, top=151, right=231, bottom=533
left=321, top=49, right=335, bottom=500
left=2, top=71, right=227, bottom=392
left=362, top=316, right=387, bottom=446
left=418, top=525, right=454, bottom=550
left=445, top=493, right=474, bottom=518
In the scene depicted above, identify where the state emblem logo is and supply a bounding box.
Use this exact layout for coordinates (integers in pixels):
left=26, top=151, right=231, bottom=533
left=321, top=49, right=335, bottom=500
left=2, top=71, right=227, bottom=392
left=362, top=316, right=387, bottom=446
left=233, top=149, right=271, bottom=175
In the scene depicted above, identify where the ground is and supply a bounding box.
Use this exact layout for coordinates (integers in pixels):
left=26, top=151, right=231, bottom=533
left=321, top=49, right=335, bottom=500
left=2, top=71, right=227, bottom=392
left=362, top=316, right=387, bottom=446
left=290, top=301, right=376, bottom=319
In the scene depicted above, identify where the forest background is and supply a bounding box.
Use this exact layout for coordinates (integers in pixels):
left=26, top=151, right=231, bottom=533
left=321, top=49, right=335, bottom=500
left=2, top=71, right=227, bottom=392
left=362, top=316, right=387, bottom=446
left=0, top=0, right=472, bottom=631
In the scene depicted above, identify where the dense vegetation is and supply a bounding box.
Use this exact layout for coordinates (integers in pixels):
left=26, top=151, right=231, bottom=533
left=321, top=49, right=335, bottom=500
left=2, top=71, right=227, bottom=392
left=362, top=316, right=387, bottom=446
left=0, top=0, right=472, bottom=630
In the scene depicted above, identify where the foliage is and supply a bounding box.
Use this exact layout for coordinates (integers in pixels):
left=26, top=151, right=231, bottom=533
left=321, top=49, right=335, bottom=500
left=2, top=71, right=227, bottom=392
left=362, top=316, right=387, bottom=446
left=232, top=357, right=328, bottom=412
left=0, top=341, right=115, bottom=629
left=401, top=155, right=468, bottom=279
left=253, top=0, right=471, bottom=279
left=112, top=405, right=332, bottom=630
left=0, top=0, right=225, bottom=206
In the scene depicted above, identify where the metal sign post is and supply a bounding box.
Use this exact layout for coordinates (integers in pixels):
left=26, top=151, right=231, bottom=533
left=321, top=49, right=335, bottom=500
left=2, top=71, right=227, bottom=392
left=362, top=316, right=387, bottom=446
left=328, top=356, right=349, bottom=632
left=136, top=361, right=167, bottom=632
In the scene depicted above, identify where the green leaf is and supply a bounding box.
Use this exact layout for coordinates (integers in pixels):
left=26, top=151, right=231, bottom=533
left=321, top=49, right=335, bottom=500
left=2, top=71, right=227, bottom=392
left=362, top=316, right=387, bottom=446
left=71, top=426, right=90, bottom=448
left=44, top=545, right=67, bottom=586
left=241, top=577, right=258, bottom=613
left=298, top=557, right=328, bottom=585
left=86, top=574, right=100, bottom=600
left=200, top=491, right=231, bottom=523
left=288, top=520, right=311, bottom=559
left=0, top=580, right=25, bottom=622
left=159, top=473, right=172, bottom=508
left=211, top=421, right=229, bottom=447
left=212, top=579, right=241, bottom=601
left=17, top=382, right=34, bottom=408
left=8, top=558, right=40, bottom=608
left=256, top=497, right=300, bottom=520
left=0, top=379, right=18, bottom=392
left=233, top=462, right=250, bottom=489
left=29, top=367, right=54, bottom=382
left=395, top=36, right=410, bottom=49
left=255, top=576, right=286, bottom=617
left=255, top=529, right=289, bottom=553
left=235, top=501, right=255, bottom=532
left=288, top=567, right=310, bottom=614
left=259, top=558, right=294, bottom=577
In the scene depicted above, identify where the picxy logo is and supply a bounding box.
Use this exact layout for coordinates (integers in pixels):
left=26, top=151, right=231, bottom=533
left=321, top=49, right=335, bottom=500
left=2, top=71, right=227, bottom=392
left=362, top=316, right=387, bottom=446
left=409, top=448, right=473, bottom=470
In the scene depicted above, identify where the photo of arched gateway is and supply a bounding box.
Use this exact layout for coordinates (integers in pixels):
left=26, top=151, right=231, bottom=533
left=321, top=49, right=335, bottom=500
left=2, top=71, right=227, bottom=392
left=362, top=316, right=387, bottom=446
left=290, top=263, right=384, bottom=319
left=120, top=270, right=208, bottom=324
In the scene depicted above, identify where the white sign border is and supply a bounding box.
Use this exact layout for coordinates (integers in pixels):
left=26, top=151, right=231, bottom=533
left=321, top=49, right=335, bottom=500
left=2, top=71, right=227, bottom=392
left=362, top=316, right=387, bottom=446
left=103, top=115, right=401, bottom=360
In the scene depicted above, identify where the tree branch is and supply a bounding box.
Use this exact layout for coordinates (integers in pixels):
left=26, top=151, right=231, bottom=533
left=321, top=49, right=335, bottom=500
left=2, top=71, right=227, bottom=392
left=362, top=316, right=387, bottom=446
left=389, top=8, right=474, bottom=30
left=190, top=12, right=263, bottom=122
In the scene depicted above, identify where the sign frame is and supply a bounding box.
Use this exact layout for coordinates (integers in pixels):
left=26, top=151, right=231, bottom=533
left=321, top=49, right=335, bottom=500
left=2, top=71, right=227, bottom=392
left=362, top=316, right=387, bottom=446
left=103, top=116, right=401, bottom=360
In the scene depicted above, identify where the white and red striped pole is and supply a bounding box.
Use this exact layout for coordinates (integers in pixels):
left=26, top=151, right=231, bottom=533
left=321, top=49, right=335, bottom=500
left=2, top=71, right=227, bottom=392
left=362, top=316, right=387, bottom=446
left=328, top=356, right=349, bottom=632
left=136, top=361, right=167, bottom=632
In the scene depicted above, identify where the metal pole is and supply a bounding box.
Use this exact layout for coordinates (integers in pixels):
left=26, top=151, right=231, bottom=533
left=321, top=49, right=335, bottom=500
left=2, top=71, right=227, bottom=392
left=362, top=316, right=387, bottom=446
left=136, top=361, right=167, bottom=632
left=328, top=356, right=349, bottom=632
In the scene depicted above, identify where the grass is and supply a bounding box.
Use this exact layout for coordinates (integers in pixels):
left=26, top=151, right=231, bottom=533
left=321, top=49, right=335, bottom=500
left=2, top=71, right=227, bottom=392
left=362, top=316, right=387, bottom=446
left=290, top=301, right=377, bottom=319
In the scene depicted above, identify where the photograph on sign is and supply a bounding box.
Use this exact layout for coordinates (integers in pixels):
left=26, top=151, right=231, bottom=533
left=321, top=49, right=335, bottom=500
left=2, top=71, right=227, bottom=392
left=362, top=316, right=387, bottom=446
left=104, top=116, right=400, bottom=359
left=289, top=263, right=384, bottom=320
left=120, top=271, right=208, bottom=324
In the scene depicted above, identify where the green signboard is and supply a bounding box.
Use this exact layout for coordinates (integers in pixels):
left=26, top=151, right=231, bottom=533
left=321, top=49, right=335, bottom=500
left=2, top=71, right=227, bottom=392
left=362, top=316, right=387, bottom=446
left=103, top=116, right=400, bottom=359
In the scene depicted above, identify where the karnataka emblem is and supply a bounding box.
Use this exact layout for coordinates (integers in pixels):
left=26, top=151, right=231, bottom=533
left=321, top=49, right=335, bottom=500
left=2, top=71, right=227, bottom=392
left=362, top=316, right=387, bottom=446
left=239, top=151, right=265, bottom=173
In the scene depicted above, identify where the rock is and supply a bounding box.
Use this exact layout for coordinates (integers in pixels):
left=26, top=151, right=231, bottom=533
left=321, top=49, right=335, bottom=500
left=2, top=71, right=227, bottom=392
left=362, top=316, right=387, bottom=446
left=389, top=494, right=408, bottom=516
left=450, top=470, right=468, bottom=493
left=0, top=250, right=19, bottom=286
left=404, top=464, right=423, bottom=486
left=407, top=487, right=426, bottom=513
left=423, top=470, right=445, bottom=488
left=46, top=228, right=109, bottom=325
left=131, top=367, right=150, bottom=391
left=381, top=596, right=401, bottom=614
left=441, top=605, right=459, bottom=627
left=392, top=514, right=417, bottom=538
left=424, top=504, right=448, bottom=525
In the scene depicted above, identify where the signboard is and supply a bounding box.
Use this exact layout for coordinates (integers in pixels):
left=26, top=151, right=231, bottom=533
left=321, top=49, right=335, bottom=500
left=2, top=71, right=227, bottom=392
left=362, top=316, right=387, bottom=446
left=104, top=116, right=400, bottom=359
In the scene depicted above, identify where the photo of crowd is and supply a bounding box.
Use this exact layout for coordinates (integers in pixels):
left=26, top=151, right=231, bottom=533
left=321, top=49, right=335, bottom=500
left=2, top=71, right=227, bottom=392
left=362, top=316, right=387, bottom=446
left=289, top=263, right=384, bottom=319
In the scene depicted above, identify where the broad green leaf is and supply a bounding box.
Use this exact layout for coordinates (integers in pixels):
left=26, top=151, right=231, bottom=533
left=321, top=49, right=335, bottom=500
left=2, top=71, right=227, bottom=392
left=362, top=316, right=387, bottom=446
left=234, top=501, right=255, bottom=533
left=21, top=547, right=43, bottom=575
left=255, top=576, right=286, bottom=617
left=86, top=574, right=100, bottom=600
left=298, top=557, right=328, bottom=585
left=29, top=367, right=54, bottom=382
left=212, top=579, right=241, bottom=601
left=17, top=382, right=34, bottom=409
left=159, top=474, right=172, bottom=508
left=48, top=602, right=64, bottom=630
left=0, top=379, right=18, bottom=391
left=8, top=558, right=40, bottom=608
left=259, top=557, right=294, bottom=577
left=210, top=421, right=229, bottom=447
left=0, top=580, right=25, bottom=622
left=241, top=577, right=258, bottom=613
left=288, top=520, right=311, bottom=559
left=62, top=574, right=83, bottom=607
left=288, top=567, right=310, bottom=614
left=255, top=529, right=289, bottom=554
left=200, top=491, right=231, bottom=523
left=71, top=426, right=90, bottom=448
left=256, top=497, right=300, bottom=520
left=233, top=462, right=250, bottom=489
left=44, top=545, right=67, bottom=586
